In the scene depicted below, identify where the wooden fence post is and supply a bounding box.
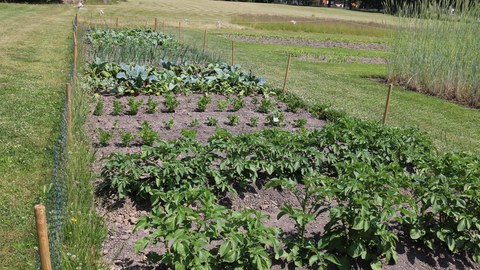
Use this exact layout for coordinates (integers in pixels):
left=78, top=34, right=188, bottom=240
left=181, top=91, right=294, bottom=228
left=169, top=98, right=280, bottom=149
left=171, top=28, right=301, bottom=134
left=154, top=17, right=158, bottom=31
left=282, top=54, right=292, bottom=94
left=115, top=17, right=119, bottom=28
left=35, top=204, right=52, bottom=270
left=231, top=41, right=235, bottom=66
left=383, top=84, right=393, bottom=124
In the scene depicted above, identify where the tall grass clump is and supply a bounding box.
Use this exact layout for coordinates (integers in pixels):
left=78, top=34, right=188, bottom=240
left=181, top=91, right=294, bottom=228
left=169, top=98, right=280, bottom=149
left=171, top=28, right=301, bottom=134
left=386, top=0, right=480, bottom=107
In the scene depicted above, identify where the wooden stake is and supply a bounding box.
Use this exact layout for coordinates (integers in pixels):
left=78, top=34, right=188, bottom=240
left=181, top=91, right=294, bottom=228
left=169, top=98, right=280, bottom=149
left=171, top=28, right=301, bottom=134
left=203, top=29, right=207, bottom=53
left=383, top=84, right=393, bottom=124
left=163, top=19, right=165, bottom=31
left=282, top=54, right=292, bottom=94
left=35, top=204, right=52, bottom=270
left=115, top=17, right=119, bottom=28
left=73, top=31, right=78, bottom=80
left=154, top=17, right=158, bottom=31
left=75, top=13, right=79, bottom=26
left=66, top=83, right=72, bottom=144
left=231, top=41, right=235, bottom=66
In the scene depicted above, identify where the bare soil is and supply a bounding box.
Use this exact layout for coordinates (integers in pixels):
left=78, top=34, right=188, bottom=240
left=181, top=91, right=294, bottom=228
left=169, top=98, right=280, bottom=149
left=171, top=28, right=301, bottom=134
left=296, top=54, right=386, bottom=64
left=90, top=93, right=478, bottom=270
left=224, top=35, right=386, bottom=51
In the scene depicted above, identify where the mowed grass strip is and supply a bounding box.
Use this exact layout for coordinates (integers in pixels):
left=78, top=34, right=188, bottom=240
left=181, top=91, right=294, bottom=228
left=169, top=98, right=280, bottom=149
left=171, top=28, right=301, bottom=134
left=0, top=4, right=73, bottom=269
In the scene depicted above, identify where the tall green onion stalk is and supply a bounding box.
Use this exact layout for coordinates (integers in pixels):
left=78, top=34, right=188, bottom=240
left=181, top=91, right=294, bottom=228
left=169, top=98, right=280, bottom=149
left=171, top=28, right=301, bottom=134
left=386, top=0, right=480, bottom=107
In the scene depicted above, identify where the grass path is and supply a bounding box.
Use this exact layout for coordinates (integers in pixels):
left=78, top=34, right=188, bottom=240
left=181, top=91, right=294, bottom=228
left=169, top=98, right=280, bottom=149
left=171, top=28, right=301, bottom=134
left=0, top=4, right=73, bottom=268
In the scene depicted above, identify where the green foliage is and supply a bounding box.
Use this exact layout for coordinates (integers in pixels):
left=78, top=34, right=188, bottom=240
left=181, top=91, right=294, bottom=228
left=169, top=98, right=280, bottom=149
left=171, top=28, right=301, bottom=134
left=190, top=118, right=200, bottom=127
left=196, top=95, right=212, bottom=112
left=146, top=97, right=159, bottom=114
left=127, top=97, right=143, bottom=115
left=85, top=28, right=178, bottom=48
left=112, top=99, right=123, bottom=116
left=84, top=59, right=268, bottom=96
left=119, top=131, right=135, bottom=147
left=217, top=99, right=228, bottom=111
left=227, top=114, right=240, bottom=126
left=163, top=118, right=174, bottom=130
left=231, top=96, right=245, bottom=111
left=249, top=116, right=259, bottom=127
left=134, top=188, right=280, bottom=270
left=294, top=118, right=307, bottom=129
left=181, top=129, right=197, bottom=140
left=258, top=96, right=273, bottom=113
left=162, top=93, right=179, bottom=113
left=206, top=117, right=218, bottom=127
left=98, top=128, right=113, bottom=147
left=93, top=99, right=104, bottom=116
left=266, top=110, right=285, bottom=127
left=138, top=121, right=158, bottom=146
left=282, top=93, right=304, bottom=113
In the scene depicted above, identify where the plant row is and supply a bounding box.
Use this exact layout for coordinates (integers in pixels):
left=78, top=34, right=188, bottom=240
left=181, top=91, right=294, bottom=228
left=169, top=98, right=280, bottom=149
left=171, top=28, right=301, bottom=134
left=92, top=93, right=305, bottom=116
left=85, top=28, right=179, bottom=48
left=100, top=118, right=480, bottom=269
left=85, top=58, right=268, bottom=96
left=97, top=116, right=311, bottom=147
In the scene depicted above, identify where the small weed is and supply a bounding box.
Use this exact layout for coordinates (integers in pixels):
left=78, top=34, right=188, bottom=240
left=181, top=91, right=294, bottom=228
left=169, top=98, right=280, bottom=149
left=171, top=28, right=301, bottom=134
left=112, top=100, right=123, bottom=116
left=93, top=99, right=104, bottom=116
left=217, top=99, right=228, bottom=112
left=267, top=110, right=285, bottom=127
left=146, top=97, right=159, bottom=114
left=119, top=130, right=135, bottom=147
left=206, top=117, right=218, bottom=126
left=249, top=116, right=259, bottom=127
left=113, top=120, right=119, bottom=129
left=197, top=95, right=211, bottom=112
left=138, top=121, right=158, bottom=146
left=227, top=114, right=240, bottom=126
left=190, top=118, right=200, bottom=127
left=231, top=96, right=244, bottom=111
left=251, top=96, right=259, bottom=104
left=98, top=128, right=114, bottom=146
left=294, top=118, right=307, bottom=129
left=128, top=97, right=143, bottom=115
left=163, top=118, right=174, bottom=130
left=163, top=93, right=179, bottom=113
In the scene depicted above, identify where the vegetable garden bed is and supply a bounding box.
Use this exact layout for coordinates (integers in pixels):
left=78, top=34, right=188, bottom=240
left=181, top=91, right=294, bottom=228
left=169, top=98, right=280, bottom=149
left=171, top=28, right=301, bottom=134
left=82, top=27, right=480, bottom=270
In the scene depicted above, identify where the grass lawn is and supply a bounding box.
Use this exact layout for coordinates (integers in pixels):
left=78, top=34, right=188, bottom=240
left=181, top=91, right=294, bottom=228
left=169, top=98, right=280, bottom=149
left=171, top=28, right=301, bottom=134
left=0, top=4, right=73, bottom=268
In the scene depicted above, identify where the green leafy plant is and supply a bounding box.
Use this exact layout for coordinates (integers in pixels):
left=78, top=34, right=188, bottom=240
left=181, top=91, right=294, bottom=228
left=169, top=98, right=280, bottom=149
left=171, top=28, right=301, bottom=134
left=258, top=97, right=273, bottom=113
left=206, top=117, right=218, bottom=126
left=266, top=110, right=284, bottom=127
left=181, top=128, right=197, bottom=140
left=146, top=97, right=159, bottom=114
left=119, top=130, right=135, bottom=147
left=217, top=99, right=228, bottom=111
left=163, top=93, right=179, bottom=113
left=196, top=95, right=211, bottom=112
left=127, top=97, right=143, bottom=115
left=163, top=118, right=174, bottom=130
left=249, top=116, right=259, bottom=127
left=190, top=118, right=200, bottom=127
left=138, top=121, right=158, bottom=146
left=294, top=118, right=307, bottom=129
left=112, top=99, right=123, bottom=116
left=231, top=96, right=244, bottom=111
left=93, top=99, right=104, bottom=116
left=227, top=114, right=240, bottom=126
left=98, top=128, right=114, bottom=146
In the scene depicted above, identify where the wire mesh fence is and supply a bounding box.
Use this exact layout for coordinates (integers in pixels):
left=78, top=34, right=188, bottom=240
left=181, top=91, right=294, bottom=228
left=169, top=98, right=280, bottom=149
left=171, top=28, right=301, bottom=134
left=35, top=15, right=78, bottom=270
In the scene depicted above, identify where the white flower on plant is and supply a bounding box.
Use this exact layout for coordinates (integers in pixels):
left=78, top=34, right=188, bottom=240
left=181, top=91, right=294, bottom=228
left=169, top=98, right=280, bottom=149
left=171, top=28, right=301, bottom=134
left=99, top=9, right=105, bottom=15
left=290, top=20, right=297, bottom=25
